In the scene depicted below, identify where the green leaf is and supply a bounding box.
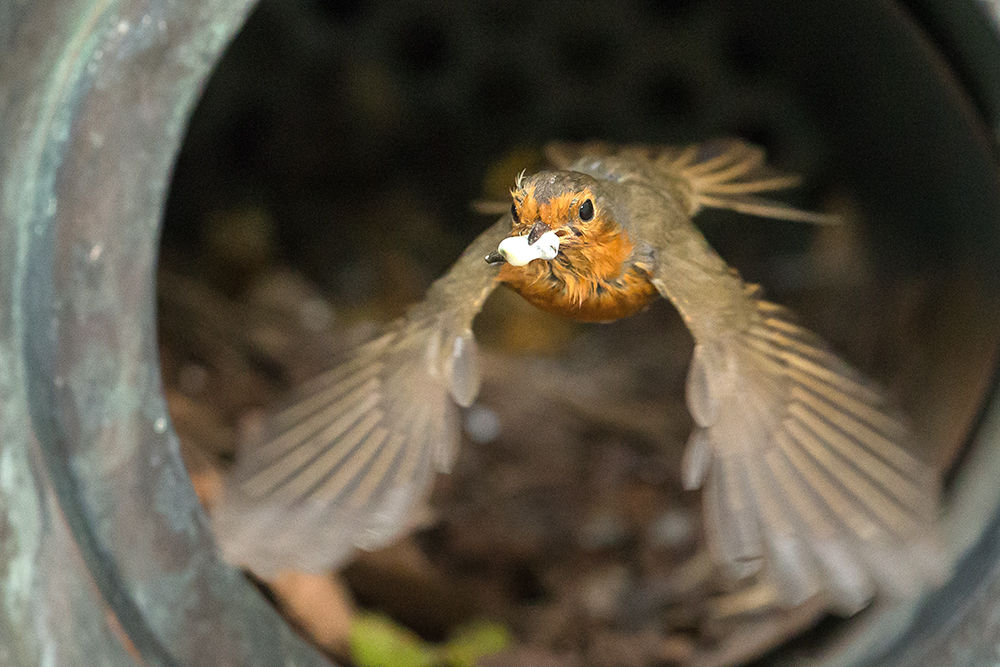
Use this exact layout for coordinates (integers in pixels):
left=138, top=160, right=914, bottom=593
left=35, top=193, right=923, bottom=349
left=350, top=613, right=436, bottom=667
left=441, top=621, right=514, bottom=667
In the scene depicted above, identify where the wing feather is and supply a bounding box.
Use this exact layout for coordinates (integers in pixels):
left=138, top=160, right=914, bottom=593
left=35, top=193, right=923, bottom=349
left=687, top=299, right=941, bottom=612
left=658, top=140, right=839, bottom=224
left=551, top=138, right=839, bottom=224
left=704, top=454, right=763, bottom=579
left=212, top=216, right=510, bottom=576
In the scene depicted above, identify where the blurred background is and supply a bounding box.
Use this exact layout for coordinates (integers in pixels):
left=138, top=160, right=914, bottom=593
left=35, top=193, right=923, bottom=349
left=157, top=0, right=1000, bottom=665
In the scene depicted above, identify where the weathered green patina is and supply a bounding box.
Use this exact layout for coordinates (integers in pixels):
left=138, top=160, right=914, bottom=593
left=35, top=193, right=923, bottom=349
left=0, top=0, right=331, bottom=664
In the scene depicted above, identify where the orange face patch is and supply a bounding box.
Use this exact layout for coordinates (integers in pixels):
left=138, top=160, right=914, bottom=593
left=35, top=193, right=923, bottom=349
left=511, top=187, right=596, bottom=234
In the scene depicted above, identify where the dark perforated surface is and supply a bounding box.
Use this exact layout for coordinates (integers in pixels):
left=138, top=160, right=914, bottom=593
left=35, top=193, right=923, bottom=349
left=164, top=0, right=835, bottom=287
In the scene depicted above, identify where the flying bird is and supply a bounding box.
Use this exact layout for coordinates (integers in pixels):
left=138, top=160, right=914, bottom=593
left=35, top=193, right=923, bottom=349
left=213, top=140, right=942, bottom=615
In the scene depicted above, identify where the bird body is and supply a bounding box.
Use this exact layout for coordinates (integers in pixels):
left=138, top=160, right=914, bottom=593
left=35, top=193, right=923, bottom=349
left=213, top=140, right=942, bottom=615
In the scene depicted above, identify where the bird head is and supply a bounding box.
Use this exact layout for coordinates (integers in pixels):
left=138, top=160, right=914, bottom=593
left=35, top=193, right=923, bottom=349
left=485, top=170, right=613, bottom=268
left=483, top=169, right=651, bottom=322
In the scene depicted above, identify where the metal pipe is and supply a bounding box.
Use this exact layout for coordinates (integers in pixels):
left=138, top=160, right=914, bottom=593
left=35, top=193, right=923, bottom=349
left=0, top=0, right=329, bottom=664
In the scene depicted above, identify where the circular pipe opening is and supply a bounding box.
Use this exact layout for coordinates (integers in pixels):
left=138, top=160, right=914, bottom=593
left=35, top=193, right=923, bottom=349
left=4, top=0, right=1000, bottom=665
left=159, top=1, right=1000, bottom=664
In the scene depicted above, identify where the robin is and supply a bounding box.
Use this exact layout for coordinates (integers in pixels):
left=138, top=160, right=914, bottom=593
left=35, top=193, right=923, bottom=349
left=213, top=140, right=943, bottom=615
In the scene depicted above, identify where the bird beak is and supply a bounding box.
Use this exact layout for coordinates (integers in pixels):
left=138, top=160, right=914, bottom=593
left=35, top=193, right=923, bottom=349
left=485, top=222, right=557, bottom=264
left=486, top=227, right=561, bottom=267
left=527, top=221, right=551, bottom=245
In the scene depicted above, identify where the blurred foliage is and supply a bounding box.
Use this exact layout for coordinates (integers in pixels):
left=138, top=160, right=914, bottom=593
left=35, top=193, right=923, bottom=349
left=350, top=613, right=512, bottom=667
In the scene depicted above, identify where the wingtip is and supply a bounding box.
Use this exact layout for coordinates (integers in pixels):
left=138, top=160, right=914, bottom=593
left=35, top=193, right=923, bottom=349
left=211, top=485, right=356, bottom=577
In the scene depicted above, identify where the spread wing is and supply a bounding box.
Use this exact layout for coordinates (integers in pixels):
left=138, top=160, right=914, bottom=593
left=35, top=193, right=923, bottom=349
left=627, top=140, right=943, bottom=613
left=682, top=297, right=942, bottom=614
left=212, top=216, right=510, bottom=577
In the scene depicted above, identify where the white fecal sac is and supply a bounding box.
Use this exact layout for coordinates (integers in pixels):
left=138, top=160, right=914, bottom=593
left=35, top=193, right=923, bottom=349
left=495, top=231, right=560, bottom=266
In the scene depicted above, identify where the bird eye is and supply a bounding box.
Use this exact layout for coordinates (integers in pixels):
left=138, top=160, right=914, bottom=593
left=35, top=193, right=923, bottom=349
left=511, top=202, right=520, bottom=223
left=579, top=199, right=594, bottom=222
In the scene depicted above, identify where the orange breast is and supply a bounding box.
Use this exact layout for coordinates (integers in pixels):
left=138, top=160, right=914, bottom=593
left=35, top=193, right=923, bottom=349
left=499, top=260, right=658, bottom=323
